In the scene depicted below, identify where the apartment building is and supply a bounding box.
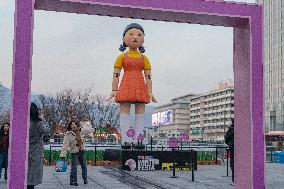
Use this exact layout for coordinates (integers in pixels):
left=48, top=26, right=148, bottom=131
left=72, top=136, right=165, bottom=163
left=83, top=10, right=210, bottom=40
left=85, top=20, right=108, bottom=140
left=152, top=80, right=234, bottom=141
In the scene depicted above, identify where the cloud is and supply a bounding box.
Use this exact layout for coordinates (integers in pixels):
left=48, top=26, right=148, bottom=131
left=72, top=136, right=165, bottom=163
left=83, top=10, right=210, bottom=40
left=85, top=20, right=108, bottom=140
left=0, top=0, right=14, bottom=10
left=0, top=1, right=7, bottom=8
left=31, top=15, right=234, bottom=105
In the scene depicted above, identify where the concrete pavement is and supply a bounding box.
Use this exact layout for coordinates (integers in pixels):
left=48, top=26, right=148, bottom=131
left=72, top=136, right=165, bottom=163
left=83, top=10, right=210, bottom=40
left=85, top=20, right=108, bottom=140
left=0, top=163, right=283, bottom=188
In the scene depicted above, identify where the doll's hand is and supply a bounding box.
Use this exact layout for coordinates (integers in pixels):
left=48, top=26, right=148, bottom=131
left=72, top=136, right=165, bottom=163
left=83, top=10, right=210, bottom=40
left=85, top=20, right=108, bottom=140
left=149, top=93, right=157, bottom=103
left=107, top=91, right=117, bottom=101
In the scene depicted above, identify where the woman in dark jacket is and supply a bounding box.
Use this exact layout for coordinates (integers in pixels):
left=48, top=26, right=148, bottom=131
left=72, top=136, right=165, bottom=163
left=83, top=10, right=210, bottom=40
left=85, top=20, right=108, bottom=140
left=0, top=122, right=10, bottom=180
left=27, top=102, right=51, bottom=189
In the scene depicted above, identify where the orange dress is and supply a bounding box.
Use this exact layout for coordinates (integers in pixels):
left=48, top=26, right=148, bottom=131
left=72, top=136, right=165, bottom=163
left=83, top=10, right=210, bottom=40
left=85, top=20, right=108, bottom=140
left=115, top=54, right=150, bottom=103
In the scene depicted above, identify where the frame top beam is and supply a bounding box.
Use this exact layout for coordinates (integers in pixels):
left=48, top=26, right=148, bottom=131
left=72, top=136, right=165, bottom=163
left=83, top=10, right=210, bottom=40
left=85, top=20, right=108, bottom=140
left=34, top=0, right=261, bottom=28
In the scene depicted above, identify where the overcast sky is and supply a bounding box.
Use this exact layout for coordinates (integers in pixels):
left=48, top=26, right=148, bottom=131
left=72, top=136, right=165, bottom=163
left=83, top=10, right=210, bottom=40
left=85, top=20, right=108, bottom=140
left=0, top=0, right=256, bottom=105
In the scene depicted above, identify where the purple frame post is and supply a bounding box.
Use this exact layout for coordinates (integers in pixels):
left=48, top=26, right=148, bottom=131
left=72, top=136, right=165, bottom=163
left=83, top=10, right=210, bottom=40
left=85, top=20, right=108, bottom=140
left=10, top=0, right=263, bottom=188
left=9, top=0, right=34, bottom=188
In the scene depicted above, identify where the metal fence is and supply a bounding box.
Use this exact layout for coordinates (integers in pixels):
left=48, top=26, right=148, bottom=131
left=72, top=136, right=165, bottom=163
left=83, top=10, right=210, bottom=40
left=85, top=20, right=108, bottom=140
left=47, top=143, right=284, bottom=166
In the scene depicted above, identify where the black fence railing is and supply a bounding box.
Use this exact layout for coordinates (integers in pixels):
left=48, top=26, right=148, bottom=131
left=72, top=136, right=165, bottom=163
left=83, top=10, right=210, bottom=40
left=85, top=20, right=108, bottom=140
left=47, top=144, right=229, bottom=166
left=47, top=143, right=284, bottom=167
left=47, top=144, right=232, bottom=183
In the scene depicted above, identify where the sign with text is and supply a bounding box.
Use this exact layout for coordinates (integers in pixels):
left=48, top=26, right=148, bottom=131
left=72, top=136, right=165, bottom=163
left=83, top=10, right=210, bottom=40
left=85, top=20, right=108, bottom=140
left=122, top=150, right=197, bottom=171
left=161, top=163, right=192, bottom=171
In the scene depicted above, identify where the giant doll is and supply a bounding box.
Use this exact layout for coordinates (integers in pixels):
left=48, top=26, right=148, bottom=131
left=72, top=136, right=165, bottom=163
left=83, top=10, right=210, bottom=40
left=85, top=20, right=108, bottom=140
left=109, top=23, right=157, bottom=146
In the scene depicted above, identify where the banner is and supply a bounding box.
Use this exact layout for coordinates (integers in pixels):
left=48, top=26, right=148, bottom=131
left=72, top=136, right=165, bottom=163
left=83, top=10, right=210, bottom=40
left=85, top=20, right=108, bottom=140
left=122, top=150, right=197, bottom=171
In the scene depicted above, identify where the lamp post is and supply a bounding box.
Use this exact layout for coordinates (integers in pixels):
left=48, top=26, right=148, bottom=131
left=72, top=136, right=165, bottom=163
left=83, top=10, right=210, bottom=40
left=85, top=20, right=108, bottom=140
left=202, top=116, right=209, bottom=141
left=201, top=127, right=206, bottom=141
left=223, top=107, right=226, bottom=143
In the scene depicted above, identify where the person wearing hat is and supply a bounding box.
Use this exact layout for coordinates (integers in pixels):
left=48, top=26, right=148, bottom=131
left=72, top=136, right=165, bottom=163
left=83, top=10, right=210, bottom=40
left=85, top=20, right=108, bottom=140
left=109, top=23, right=157, bottom=146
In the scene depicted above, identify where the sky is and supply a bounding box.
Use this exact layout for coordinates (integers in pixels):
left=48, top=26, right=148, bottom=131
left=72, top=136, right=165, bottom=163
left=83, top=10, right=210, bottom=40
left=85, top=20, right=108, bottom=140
left=0, top=0, right=256, bottom=105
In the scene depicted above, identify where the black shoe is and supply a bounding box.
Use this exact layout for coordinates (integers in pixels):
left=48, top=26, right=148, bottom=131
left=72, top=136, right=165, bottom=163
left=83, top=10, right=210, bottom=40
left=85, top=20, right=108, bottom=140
left=84, top=181, right=88, bottom=184
left=70, top=182, right=78, bottom=186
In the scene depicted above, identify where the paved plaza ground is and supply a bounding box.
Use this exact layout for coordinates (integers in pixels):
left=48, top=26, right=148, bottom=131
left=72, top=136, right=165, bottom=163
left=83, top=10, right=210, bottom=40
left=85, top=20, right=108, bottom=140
left=0, top=163, right=283, bottom=188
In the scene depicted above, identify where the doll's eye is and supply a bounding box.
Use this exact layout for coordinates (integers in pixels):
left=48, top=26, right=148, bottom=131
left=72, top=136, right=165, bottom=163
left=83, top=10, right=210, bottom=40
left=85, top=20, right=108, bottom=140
left=138, top=34, right=142, bottom=36
left=130, top=33, right=133, bottom=35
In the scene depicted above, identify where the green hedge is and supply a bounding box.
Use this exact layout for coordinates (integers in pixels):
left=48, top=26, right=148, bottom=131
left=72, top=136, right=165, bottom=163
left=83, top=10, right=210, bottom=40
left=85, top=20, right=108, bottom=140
left=197, top=151, right=216, bottom=161
left=45, top=150, right=216, bottom=162
left=44, top=150, right=103, bottom=162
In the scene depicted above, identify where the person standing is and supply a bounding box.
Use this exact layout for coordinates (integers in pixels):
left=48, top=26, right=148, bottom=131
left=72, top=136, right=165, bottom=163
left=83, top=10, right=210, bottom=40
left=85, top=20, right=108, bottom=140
left=60, top=120, right=95, bottom=186
left=0, top=122, right=10, bottom=180
left=225, top=118, right=234, bottom=184
left=27, top=102, right=51, bottom=189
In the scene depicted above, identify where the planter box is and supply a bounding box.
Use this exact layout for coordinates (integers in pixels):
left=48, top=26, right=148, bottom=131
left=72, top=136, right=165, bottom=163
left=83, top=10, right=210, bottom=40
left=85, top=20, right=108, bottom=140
left=197, top=160, right=221, bottom=165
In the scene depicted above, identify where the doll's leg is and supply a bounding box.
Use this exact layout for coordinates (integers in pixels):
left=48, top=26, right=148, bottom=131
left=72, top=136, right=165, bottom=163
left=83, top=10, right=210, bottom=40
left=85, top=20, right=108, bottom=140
left=120, top=102, right=132, bottom=144
left=134, top=103, right=145, bottom=143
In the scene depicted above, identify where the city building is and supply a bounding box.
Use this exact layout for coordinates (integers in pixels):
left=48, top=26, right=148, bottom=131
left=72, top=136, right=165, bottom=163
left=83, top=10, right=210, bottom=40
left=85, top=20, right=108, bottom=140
left=190, top=80, right=234, bottom=141
left=256, top=0, right=284, bottom=131
left=151, top=94, right=197, bottom=139
left=152, top=80, right=234, bottom=142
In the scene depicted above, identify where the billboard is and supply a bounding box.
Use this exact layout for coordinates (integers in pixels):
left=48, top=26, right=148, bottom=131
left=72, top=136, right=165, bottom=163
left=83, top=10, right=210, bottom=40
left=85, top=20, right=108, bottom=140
left=152, top=112, right=160, bottom=126
left=152, top=110, right=173, bottom=126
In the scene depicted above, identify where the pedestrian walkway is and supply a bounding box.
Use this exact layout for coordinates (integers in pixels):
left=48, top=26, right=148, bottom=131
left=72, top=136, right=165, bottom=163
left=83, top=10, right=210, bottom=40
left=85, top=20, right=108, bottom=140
left=0, top=163, right=283, bottom=188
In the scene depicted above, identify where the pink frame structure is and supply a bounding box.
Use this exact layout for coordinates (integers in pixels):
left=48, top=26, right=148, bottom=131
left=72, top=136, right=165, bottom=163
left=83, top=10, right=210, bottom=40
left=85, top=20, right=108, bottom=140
left=10, top=0, right=263, bottom=188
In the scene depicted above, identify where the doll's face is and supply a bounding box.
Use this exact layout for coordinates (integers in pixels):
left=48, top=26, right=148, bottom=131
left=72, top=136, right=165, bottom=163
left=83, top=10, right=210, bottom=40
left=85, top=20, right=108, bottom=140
left=123, top=28, right=144, bottom=50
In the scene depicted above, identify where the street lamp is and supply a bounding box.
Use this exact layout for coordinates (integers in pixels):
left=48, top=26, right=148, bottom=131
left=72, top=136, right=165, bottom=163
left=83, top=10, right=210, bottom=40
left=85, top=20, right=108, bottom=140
left=201, top=127, right=206, bottom=141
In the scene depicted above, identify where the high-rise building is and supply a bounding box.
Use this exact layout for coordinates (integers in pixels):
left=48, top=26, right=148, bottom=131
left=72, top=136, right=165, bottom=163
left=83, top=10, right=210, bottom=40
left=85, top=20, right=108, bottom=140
left=151, top=80, right=234, bottom=142
left=189, top=80, right=234, bottom=141
left=152, top=94, right=196, bottom=136
left=256, top=0, right=284, bottom=131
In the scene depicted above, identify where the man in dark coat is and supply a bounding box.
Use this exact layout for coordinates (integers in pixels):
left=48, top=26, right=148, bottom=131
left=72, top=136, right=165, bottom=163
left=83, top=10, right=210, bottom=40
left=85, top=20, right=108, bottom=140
left=225, top=118, right=234, bottom=184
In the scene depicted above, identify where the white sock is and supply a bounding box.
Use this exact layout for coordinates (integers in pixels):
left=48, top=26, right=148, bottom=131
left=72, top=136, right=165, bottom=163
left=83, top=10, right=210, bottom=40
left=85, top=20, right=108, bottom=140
left=134, top=114, right=145, bottom=143
left=120, top=113, right=132, bottom=144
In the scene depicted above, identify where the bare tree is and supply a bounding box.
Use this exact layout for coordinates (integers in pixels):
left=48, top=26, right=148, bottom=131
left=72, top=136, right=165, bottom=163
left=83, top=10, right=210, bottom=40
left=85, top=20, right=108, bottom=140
left=37, top=88, right=119, bottom=132
left=87, top=95, right=119, bottom=128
